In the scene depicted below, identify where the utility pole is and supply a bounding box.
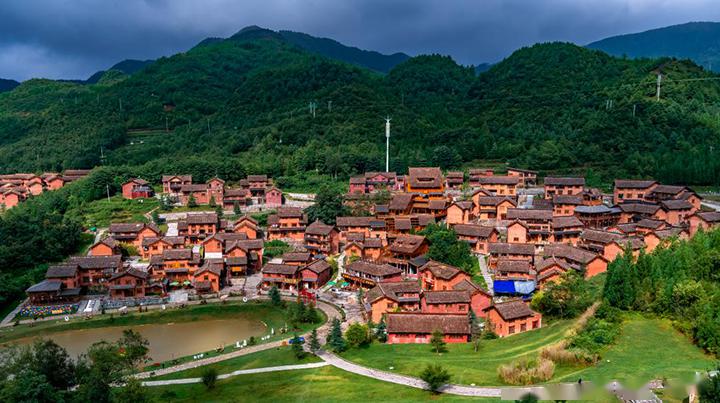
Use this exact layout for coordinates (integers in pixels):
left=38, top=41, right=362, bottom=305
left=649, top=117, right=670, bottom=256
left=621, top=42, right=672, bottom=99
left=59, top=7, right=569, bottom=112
left=633, top=104, right=637, bottom=117
left=119, top=98, right=123, bottom=110
left=106, top=184, right=111, bottom=202
left=308, top=102, right=317, bottom=118
left=100, top=147, right=105, bottom=164
left=327, top=100, right=332, bottom=112
left=656, top=74, right=662, bottom=101
left=207, top=117, right=211, bottom=133
left=165, top=116, right=169, bottom=132
left=385, top=116, right=391, bottom=173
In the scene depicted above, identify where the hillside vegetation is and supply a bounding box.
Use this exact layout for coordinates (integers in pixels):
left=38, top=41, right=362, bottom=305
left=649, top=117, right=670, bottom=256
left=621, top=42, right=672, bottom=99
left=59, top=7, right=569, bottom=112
left=1, top=27, right=720, bottom=185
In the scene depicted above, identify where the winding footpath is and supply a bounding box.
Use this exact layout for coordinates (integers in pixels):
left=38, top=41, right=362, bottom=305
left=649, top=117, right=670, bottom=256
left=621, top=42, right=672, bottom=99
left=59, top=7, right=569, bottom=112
left=136, top=298, right=505, bottom=397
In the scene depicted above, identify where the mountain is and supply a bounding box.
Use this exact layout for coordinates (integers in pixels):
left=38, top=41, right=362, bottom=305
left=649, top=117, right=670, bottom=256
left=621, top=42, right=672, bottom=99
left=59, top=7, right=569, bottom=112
left=0, top=78, right=19, bottom=93
left=588, top=21, right=720, bottom=71
left=86, top=59, right=154, bottom=84
left=1, top=32, right=720, bottom=187
left=277, top=30, right=410, bottom=73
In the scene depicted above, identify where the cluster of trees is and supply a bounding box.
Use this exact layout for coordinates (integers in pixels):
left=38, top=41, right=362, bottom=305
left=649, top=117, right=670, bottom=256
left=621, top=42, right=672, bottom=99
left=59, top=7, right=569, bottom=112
left=603, top=229, right=720, bottom=355
left=420, top=224, right=476, bottom=273
left=530, top=272, right=594, bottom=319
left=0, top=330, right=150, bottom=402
left=3, top=35, right=720, bottom=186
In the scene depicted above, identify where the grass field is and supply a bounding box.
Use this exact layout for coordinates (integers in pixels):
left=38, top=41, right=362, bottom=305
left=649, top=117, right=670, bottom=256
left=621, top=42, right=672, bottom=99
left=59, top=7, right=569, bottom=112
left=340, top=320, right=573, bottom=386
left=76, top=195, right=158, bottom=228
left=150, top=346, right=321, bottom=380
left=555, top=316, right=716, bottom=387
left=147, top=365, right=495, bottom=402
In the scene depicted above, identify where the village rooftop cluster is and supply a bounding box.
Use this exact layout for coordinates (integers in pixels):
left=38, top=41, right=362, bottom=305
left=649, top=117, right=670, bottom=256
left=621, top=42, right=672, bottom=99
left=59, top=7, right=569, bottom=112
left=21, top=166, right=720, bottom=344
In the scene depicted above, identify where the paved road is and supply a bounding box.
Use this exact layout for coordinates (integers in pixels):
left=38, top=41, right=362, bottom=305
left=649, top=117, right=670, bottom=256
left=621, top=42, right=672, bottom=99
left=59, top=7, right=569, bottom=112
left=142, top=362, right=329, bottom=386
left=476, top=255, right=494, bottom=294
left=316, top=350, right=502, bottom=397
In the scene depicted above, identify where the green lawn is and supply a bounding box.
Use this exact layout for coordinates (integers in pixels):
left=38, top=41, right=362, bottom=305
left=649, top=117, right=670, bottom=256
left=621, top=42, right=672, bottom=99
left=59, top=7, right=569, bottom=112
left=77, top=195, right=159, bottom=228
left=150, top=346, right=321, bottom=380
left=555, top=317, right=717, bottom=387
left=340, top=320, right=573, bottom=386
left=147, top=365, right=495, bottom=402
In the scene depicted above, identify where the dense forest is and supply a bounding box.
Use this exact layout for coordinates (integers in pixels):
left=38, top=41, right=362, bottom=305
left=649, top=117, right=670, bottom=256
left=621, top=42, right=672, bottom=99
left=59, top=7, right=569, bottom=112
left=604, top=229, right=720, bottom=355
left=1, top=26, right=720, bottom=185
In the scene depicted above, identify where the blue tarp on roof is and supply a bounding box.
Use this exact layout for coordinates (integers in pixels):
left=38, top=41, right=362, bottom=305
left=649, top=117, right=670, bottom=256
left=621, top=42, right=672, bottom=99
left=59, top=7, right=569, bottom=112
left=493, top=280, right=536, bottom=295
left=493, top=280, right=516, bottom=294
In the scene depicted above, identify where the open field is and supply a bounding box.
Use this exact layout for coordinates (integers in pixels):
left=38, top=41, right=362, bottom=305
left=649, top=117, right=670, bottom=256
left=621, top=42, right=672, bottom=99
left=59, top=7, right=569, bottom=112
left=76, top=195, right=158, bottom=228
left=150, top=346, right=321, bottom=380
left=341, top=320, right=573, bottom=386
left=146, top=365, right=495, bottom=402
left=556, top=316, right=716, bottom=387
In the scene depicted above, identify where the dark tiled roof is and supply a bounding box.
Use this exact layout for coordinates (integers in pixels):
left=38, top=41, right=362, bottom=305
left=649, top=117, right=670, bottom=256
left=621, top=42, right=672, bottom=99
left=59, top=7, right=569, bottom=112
left=389, top=193, right=414, bottom=211
left=281, top=252, right=312, bottom=263
left=486, top=299, right=537, bottom=320
left=453, top=224, right=496, bottom=238
left=366, top=281, right=421, bottom=304
left=497, top=260, right=532, bottom=273
left=488, top=243, right=535, bottom=255
left=661, top=199, right=692, bottom=211
left=552, top=195, right=582, bottom=205
left=544, top=244, right=601, bottom=265
left=387, top=313, right=470, bottom=334
left=507, top=208, right=553, bottom=221
left=581, top=229, right=624, bottom=244
left=262, top=263, right=298, bottom=275
left=27, top=279, right=62, bottom=293
left=45, top=265, right=78, bottom=278
left=420, top=260, right=463, bottom=280
left=552, top=216, right=584, bottom=229
left=408, top=167, right=443, bottom=189
left=336, top=216, right=373, bottom=227
left=423, top=290, right=470, bottom=304
left=695, top=211, right=720, bottom=223
left=544, top=177, right=585, bottom=186
left=389, top=234, right=426, bottom=255
left=618, top=202, right=661, bottom=215
left=306, top=220, right=336, bottom=236
left=302, top=259, right=331, bottom=274
left=477, top=175, right=519, bottom=185
left=186, top=213, right=218, bottom=225
left=68, top=255, right=122, bottom=270
left=614, top=179, right=657, bottom=189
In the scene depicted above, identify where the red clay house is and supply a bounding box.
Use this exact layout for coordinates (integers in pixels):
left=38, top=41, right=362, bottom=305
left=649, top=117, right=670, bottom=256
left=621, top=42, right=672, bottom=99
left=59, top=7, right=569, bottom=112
left=121, top=178, right=154, bottom=199
left=365, top=281, right=422, bottom=322
left=386, top=313, right=470, bottom=344
left=484, top=300, right=542, bottom=337
left=544, top=177, right=585, bottom=199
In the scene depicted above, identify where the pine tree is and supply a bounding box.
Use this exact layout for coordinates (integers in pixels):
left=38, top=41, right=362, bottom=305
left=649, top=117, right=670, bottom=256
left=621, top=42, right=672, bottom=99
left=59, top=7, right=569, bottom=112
left=375, top=317, right=387, bottom=343
left=327, top=318, right=346, bottom=352
left=269, top=285, right=282, bottom=306
left=291, top=333, right=305, bottom=359
left=309, top=329, right=321, bottom=353
left=187, top=194, right=197, bottom=208
left=430, top=329, right=446, bottom=354
left=151, top=209, right=161, bottom=225
left=209, top=195, right=217, bottom=207
left=233, top=201, right=241, bottom=216
left=468, top=310, right=481, bottom=352
left=215, top=203, right=223, bottom=219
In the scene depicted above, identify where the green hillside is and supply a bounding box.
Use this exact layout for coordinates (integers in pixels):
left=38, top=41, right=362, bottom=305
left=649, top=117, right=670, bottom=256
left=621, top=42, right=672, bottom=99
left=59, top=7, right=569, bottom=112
left=588, top=21, right=720, bottom=72
left=1, top=31, right=720, bottom=185
left=0, top=78, right=19, bottom=93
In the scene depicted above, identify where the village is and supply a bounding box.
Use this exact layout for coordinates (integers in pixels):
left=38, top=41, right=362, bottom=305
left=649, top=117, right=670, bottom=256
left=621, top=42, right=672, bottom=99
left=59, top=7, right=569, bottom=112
left=14, top=165, right=719, bottom=348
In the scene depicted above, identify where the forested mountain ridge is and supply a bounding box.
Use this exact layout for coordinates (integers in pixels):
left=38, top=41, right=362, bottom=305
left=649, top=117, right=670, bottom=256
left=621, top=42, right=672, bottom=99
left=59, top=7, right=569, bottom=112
left=0, top=30, right=720, bottom=186
left=588, top=22, right=720, bottom=72
left=0, top=78, right=19, bottom=93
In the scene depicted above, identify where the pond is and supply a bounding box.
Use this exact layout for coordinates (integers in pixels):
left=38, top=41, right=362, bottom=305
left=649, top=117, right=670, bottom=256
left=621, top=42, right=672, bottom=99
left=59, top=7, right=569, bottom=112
left=6, top=318, right=267, bottom=363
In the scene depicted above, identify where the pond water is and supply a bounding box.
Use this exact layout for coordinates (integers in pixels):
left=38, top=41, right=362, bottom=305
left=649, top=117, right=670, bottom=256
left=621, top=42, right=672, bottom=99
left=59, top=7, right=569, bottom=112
left=8, top=318, right=267, bottom=363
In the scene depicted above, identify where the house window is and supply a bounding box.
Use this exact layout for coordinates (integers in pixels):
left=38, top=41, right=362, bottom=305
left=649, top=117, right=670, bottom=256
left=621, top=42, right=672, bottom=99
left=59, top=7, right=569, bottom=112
left=508, top=325, right=515, bottom=334
left=520, top=323, right=527, bottom=332
left=532, top=320, right=539, bottom=329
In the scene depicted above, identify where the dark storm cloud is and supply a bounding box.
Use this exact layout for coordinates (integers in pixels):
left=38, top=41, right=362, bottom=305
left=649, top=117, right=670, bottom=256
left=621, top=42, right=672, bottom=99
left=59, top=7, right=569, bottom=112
left=1, top=0, right=720, bottom=81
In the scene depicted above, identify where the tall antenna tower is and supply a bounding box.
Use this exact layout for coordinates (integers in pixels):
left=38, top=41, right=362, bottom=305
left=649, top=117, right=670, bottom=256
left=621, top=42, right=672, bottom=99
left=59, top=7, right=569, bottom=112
left=385, top=116, right=391, bottom=172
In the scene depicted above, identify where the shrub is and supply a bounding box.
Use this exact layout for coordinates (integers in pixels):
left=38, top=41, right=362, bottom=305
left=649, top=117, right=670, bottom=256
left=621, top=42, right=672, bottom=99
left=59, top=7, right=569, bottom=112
left=201, top=367, right=218, bottom=389
left=539, top=341, right=597, bottom=366
left=345, top=323, right=371, bottom=348
left=497, top=358, right=555, bottom=385
left=420, top=364, right=451, bottom=393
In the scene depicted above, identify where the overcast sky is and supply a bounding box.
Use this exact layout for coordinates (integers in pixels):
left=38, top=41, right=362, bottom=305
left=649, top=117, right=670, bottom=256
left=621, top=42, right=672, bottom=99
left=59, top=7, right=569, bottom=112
left=2, top=0, right=720, bottom=81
